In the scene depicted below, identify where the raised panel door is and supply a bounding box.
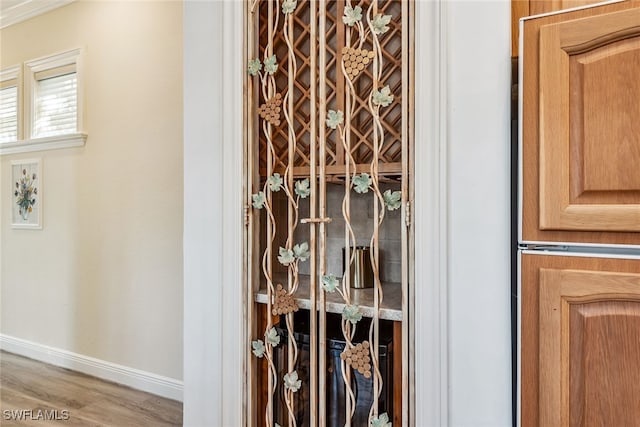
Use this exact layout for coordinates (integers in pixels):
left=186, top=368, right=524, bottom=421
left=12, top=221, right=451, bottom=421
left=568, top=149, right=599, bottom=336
left=539, top=268, right=640, bottom=426
left=511, top=0, right=613, bottom=57
left=521, top=254, right=640, bottom=427
left=521, top=2, right=640, bottom=245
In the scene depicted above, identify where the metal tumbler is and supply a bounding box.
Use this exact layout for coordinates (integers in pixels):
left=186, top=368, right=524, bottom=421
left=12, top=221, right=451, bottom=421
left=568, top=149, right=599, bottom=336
left=343, top=246, right=374, bottom=289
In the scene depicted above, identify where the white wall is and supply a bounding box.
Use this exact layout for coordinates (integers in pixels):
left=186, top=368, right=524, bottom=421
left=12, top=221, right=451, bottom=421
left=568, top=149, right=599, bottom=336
left=183, top=0, right=512, bottom=425
left=1, top=1, right=183, bottom=384
left=447, top=1, right=512, bottom=425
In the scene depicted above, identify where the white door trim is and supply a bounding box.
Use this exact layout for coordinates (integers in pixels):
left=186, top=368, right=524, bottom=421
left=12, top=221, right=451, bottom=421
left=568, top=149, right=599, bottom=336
left=183, top=1, right=244, bottom=426
left=220, top=1, right=245, bottom=426
left=413, top=1, right=449, bottom=425
left=205, top=1, right=448, bottom=426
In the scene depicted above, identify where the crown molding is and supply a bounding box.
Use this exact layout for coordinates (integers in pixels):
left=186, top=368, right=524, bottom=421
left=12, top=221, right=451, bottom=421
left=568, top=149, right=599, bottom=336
left=0, top=0, right=74, bottom=29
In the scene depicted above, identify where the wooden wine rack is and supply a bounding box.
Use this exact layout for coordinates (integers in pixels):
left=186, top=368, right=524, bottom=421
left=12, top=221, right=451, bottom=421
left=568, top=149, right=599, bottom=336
left=256, top=0, right=406, bottom=179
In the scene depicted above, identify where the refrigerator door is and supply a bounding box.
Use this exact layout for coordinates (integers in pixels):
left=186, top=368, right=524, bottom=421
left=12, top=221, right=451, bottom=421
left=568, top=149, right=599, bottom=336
left=519, top=3, right=640, bottom=426
left=520, top=2, right=640, bottom=247
left=520, top=251, right=640, bottom=427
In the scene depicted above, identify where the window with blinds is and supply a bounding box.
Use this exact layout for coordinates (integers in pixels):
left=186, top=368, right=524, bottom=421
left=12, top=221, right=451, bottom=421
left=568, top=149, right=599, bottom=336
left=33, top=69, right=77, bottom=138
left=0, top=49, right=85, bottom=154
left=0, top=85, right=18, bottom=142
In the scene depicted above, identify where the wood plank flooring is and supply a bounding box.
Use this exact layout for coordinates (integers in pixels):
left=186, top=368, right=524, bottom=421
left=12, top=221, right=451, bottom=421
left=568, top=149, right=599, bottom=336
left=0, top=351, right=182, bottom=426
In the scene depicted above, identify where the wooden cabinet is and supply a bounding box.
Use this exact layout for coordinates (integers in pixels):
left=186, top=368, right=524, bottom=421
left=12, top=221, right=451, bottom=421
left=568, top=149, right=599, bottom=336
left=521, top=254, right=640, bottom=427
left=519, top=3, right=640, bottom=426
left=537, top=8, right=640, bottom=233
left=511, top=0, right=623, bottom=56
left=520, top=1, right=640, bottom=245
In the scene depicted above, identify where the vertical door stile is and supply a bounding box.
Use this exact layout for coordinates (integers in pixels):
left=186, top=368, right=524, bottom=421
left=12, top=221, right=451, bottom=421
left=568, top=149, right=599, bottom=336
left=265, top=2, right=275, bottom=426
left=283, top=4, right=298, bottom=425
left=401, top=1, right=411, bottom=425
left=318, top=3, right=328, bottom=426
left=246, top=2, right=259, bottom=425
left=367, top=0, right=382, bottom=422
left=342, top=3, right=354, bottom=424
left=308, top=1, right=318, bottom=426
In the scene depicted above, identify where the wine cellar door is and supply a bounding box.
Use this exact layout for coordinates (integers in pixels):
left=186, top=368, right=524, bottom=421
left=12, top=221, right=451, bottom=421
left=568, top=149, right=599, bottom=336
left=244, top=1, right=414, bottom=426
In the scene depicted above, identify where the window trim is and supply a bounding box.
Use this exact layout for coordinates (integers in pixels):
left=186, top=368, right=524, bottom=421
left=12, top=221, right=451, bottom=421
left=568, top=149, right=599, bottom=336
left=0, top=132, right=86, bottom=155
left=25, top=48, right=84, bottom=140
left=0, top=65, right=22, bottom=142
left=0, top=48, right=87, bottom=156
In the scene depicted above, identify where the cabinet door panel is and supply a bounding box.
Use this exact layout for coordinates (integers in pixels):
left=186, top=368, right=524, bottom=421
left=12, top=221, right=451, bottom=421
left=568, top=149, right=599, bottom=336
left=521, top=254, right=640, bottom=427
left=538, top=8, right=640, bottom=231
left=573, top=38, right=640, bottom=196
left=511, top=0, right=613, bottom=57
left=521, top=2, right=640, bottom=244
left=539, top=268, right=640, bottom=426
left=569, top=301, right=640, bottom=426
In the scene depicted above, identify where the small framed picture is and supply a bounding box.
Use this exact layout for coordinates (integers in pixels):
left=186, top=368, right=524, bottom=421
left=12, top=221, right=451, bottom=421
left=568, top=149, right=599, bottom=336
left=11, top=159, right=42, bottom=229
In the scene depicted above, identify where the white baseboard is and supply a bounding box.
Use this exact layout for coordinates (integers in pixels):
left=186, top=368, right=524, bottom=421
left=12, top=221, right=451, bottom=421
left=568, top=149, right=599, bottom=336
left=0, top=334, right=183, bottom=402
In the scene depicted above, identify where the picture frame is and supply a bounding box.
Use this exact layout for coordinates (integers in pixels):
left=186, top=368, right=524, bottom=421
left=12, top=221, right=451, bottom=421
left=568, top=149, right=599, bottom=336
left=11, top=158, right=42, bottom=229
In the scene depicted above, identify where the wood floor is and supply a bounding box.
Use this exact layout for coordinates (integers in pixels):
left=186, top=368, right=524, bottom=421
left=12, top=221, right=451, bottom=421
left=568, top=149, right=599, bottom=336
left=0, top=351, right=182, bottom=426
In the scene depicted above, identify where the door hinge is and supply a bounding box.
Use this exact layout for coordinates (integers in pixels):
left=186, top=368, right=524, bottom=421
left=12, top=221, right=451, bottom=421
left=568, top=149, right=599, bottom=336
left=405, top=201, right=411, bottom=228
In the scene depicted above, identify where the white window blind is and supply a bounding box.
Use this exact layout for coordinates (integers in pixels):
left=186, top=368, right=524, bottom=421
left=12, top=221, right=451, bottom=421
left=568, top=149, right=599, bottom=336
left=33, top=71, right=77, bottom=138
left=0, top=85, right=18, bottom=143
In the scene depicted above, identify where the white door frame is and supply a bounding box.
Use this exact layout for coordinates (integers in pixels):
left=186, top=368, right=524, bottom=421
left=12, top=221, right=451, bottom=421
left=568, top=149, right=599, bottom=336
left=183, top=0, right=514, bottom=425
left=413, top=1, right=449, bottom=425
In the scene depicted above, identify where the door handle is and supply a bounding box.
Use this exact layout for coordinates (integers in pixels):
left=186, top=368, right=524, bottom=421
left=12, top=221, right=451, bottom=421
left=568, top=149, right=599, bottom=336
left=300, top=217, right=332, bottom=224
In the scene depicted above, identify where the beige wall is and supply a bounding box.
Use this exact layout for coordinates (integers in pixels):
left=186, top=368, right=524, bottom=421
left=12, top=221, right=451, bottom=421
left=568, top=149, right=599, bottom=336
left=0, top=0, right=183, bottom=380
